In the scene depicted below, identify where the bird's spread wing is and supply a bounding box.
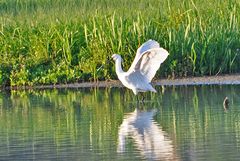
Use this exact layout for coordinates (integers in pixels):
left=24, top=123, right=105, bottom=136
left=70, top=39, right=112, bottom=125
left=127, top=40, right=169, bottom=82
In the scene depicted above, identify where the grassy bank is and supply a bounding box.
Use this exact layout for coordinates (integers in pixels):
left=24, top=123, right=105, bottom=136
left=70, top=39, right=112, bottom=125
left=0, top=0, right=240, bottom=87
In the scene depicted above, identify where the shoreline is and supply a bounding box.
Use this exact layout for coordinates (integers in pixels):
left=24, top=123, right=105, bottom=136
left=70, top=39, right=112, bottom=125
left=155, top=74, right=240, bottom=86
left=2, top=74, right=240, bottom=90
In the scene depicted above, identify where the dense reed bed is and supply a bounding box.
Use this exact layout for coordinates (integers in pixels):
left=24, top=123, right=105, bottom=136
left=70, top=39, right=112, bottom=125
left=0, top=0, right=240, bottom=87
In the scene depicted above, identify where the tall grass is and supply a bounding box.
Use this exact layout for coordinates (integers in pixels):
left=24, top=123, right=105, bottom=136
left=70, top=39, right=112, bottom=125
left=0, top=0, right=240, bottom=87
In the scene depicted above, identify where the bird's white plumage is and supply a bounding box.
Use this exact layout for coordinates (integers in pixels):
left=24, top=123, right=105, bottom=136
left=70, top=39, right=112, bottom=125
left=128, top=40, right=169, bottom=82
left=112, top=39, right=169, bottom=95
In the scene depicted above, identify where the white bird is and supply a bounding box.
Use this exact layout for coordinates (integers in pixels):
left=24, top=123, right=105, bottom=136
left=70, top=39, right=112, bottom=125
left=112, top=39, right=169, bottom=95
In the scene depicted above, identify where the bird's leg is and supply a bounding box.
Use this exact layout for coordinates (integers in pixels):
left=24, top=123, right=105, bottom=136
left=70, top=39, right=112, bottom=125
left=136, top=94, right=139, bottom=102
left=140, top=93, right=145, bottom=102
left=135, top=92, right=145, bottom=103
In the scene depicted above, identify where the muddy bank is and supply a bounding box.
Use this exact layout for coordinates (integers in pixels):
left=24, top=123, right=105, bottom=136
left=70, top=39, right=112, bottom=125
left=3, top=74, right=240, bottom=90
left=155, top=74, right=240, bottom=86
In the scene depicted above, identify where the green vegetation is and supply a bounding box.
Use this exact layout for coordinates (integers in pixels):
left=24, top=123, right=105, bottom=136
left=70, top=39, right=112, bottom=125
left=0, top=0, right=240, bottom=87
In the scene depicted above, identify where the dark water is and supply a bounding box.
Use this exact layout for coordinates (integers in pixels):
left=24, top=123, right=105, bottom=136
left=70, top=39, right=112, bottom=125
left=0, top=85, right=240, bottom=161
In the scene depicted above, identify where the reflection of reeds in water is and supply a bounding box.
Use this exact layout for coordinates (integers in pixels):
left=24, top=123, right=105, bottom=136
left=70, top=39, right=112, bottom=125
left=155, top=85, right=240, bottom=160
left=1, top=86, right=240, bottom=159
left=0, top=88, right=128, bottom=155
left=118, top=107, right=178, bottom=160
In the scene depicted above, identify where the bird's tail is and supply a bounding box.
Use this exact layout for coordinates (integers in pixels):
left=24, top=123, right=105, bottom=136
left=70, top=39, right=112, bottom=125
left=150, top=87, right=157, bottom=93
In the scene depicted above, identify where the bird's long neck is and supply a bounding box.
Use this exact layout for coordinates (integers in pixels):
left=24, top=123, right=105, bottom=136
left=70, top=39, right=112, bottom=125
left=115, top=58, right=124, bottom=75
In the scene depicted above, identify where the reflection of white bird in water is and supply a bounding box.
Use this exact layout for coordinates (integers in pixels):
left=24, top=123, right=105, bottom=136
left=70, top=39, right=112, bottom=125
left=112, top=40, right=169, bottom=95
left=118, top=108, right=177, bottom=160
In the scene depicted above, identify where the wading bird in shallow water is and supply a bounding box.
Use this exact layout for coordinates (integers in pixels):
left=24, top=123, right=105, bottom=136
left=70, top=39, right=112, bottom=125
left=112, top=39, right=169, bottom=99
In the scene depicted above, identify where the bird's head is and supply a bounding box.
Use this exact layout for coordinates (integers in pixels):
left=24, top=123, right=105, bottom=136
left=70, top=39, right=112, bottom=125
left=111, top=54, right=121, bottom=61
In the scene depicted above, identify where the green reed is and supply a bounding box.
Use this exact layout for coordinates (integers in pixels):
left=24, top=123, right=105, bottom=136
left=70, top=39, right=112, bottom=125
left=0, top=0, right=240, bottom=87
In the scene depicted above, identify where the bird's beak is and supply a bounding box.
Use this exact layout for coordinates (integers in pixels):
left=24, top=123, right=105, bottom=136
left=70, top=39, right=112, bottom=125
left=111, top=54, right=116, bottom=61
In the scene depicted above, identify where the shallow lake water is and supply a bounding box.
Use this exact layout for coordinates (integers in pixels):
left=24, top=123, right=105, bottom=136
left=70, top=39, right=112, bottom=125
left=0, top=85, right=240, bottom=161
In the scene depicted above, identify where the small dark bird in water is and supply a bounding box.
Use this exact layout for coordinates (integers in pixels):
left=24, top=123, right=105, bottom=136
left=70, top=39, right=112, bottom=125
left=223, top=97, right=229, bottom=109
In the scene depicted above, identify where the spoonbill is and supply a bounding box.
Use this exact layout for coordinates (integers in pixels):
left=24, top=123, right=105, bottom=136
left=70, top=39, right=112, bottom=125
left=112, top=39, right=169, bottom=96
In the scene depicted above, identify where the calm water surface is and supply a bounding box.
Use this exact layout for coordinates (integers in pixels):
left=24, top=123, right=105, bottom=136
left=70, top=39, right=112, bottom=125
left=0, top=85, right=240, bottom=161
